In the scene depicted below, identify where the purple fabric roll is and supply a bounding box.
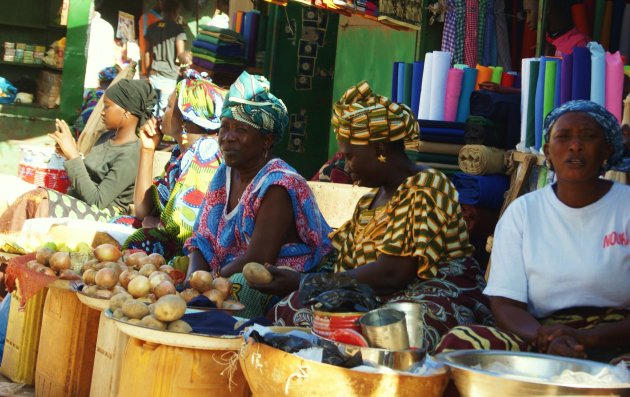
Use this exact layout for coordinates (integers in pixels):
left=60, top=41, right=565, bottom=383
left=560, top=53, right=573, bottom=104
left=571, top=46, right=591, bottom=100
left=192, top=58, right=243, bottom=75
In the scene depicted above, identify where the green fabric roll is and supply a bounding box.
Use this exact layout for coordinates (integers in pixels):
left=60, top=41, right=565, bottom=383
left=526, top=60, right=540, bottom=148
left=491, top=66, right=504, bottom=84
left=406, top=151, right=460, bottom=165
left=542, top=59, right=557, bottom=146
left=403, top=63, right=413, bottom=107
left=593, top=0, right=605, bottom=41
left=191, top=48, right=246, bottom=65
left=454, top=64, right=468, bottom=70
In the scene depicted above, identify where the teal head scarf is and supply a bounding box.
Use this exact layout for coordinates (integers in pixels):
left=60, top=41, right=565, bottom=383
left=220, top=71, right=289, bottom=140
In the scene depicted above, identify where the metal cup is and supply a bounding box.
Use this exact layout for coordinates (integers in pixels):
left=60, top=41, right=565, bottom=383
left=359, top=308, right=409, bottom=350
left=384, top=302, right=425, bottom=349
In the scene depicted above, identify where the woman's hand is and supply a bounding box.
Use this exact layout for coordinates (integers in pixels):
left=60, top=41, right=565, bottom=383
left=138, top=117, right=162, bottom=152
left=48, top=119, right=80, bottom=160
left=546, top=335, right=587, bottom=359
left=535, top=324, right=580, bottom=352
left=248, top=264, right=301, bottom=297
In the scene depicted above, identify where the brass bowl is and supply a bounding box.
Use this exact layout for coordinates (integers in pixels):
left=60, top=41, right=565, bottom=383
left=437, top=350, right=630, bottom=397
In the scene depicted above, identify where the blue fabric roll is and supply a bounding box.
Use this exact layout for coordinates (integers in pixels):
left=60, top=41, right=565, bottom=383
left=397, top=63, right=407, bottom=106
left=419, top=120, right=467, bottom=130
left=411, top=61, right=424, bottom=118
left=482, top=0, right=497, bottom=66
left=572, top=46, right=591, bottom=100
left=610, top=0, right=625, bottom=52
left=451, top=173, right=511, bottom=210
left=392, top=62, right=401, bottom=102
left=469, top=90, right=521, bottom=149
left=456, top=67, right=479, bottom=122
left=554, top=58, right=562, bottom=108
left=588, top=42, right=606, bottom=106
left=561, top=53, right=573, bottom=104
left=192, top=40, right=244, bottom=58
left=243, top=11, right=260, bottom=65
left=419, top=132, right=466, bottom=144
left=535, top=57, right=547, bottom=151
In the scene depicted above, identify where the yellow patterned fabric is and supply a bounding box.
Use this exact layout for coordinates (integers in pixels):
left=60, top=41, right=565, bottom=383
left=331, top=81, right=419, bottom=145
left=331, top=169, right=473, bottom=279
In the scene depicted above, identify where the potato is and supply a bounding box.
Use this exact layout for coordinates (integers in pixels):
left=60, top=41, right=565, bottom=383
left=203, top=289, right=225, bottom=309
left=167, top=320, right=192, bottom=334
left=140, top=315, right=167, bottom=331
left=83, top=285, right=98, bottom=297
left=112, top=308, right=125, bottom=319
left=153, top=295, right=187, bottom=322
left=127, top=318, right=142, bottom=325
left=110, top=292, right=132, bottom=311
left=243, top=262, right=273, bottom=284
left=121, top=300, right=150, bottom=320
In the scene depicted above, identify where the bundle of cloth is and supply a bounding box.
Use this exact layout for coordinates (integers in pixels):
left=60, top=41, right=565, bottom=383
left=469, top=90, right=521, bottom=150
left=192, top=25, right=246, bottom=76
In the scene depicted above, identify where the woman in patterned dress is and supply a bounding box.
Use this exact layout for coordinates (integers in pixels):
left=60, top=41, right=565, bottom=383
left=262, top=81, right=492, bottom=353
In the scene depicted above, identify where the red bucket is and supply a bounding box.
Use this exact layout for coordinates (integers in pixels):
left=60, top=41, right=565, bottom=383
left=17, top=145, right=70, bottom=193
left=312, top=310, right=363, bottom=338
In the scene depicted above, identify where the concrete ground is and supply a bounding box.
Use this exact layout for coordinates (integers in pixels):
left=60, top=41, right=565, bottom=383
left=0, top=374, right=34, bottom=396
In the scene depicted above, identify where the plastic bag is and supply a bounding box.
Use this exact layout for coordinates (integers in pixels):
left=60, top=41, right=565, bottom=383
left=0, top=77, right=17, bottom=104
left=299, top=273, right=380, bottom=312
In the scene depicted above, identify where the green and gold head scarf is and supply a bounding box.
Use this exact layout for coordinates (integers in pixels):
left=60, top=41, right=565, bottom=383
left=331, top=81, right=418, bottom=145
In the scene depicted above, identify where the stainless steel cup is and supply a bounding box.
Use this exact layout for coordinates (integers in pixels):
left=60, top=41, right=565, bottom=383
left=359, top=308, right=409, bottom=350
left=384, top=302, right=425, bottom=349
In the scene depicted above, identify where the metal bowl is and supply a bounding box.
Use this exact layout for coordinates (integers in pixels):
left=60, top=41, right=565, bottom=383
left=323, top=337, right=427, bottom=371
left=437, top=350, right=630, bottom=397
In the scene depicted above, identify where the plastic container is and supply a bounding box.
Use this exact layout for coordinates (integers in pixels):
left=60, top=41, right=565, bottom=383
left=117, top=337, right=250, bottom=397
left=17, top=145, right=70, bottom=193
left=312, top=310, right=363, bottom=338
left=0, top=289, right=47, bottom=384
left=35, top=287, right=100, bottom=397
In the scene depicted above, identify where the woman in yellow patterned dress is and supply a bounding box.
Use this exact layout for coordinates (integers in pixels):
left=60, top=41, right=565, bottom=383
left=257, top=82, right=492, bottom=352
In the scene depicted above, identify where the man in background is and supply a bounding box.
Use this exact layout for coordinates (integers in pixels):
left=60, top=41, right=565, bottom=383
left=139, top=1, right=162, bottom=77
left=84, top=0, right=116, bottom=89
left=144, top=0, right=186, bottom=116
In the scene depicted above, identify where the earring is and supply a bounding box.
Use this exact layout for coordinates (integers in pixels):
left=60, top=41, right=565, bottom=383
left=545, top=159, right=553, bottom=170
left=181, top=127, right=188, bottom=145
left=377, top=155, right=387, bottom=163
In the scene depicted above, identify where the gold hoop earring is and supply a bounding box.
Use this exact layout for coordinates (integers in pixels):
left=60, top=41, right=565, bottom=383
left=377, top=155, right=387, bottom=163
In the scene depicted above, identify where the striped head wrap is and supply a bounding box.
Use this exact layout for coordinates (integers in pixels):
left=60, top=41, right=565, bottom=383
left=220, top=71, right=288, bottom=140
left=176, top=70, right=227, bottom=131
left=543, top=100, right=624, bottom=171
left=331, top=81, right=419, bottom=145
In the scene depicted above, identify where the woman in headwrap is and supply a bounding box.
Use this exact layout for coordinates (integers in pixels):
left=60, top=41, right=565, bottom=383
left=436, top=100, right=630, bottom=363
left=0, top=79, right=156, bottom=233
left=114, top=71, right=226, bottom=261
left=184, top=71, right=332, bottom=318
left=264, top=82, right=492, bottom=353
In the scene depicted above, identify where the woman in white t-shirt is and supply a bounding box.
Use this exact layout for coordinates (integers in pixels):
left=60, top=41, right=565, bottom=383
left=436, top=100, right=630, bottom=363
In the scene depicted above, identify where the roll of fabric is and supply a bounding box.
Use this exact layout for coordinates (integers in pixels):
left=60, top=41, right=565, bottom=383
left=464, top=0, right=479, bottom=67
left=572, top=3, right=591, bottom=36
left=243, top=11, right=260, bottom=65
left=525, top=60, right=540, bottom=149
left=454, top=64, right=468, bottom=70
left=456, top=67, right=478, bottom=122
left=535, top=57, right=547, bottom=151
left=192, top=40, right=243, bottom=58
left=495, top=0, right=511, bottom=70
left=403, top=63, right=413, bottom=108
left=419, top=120, right=467, bottom=130
left=490, top=66, right=503, bottom=84
left=543, top=59, right=558, bottom=146
left=482, top=0, right=497, bottom=66
left=444, top=68, right=464, bottom=122
left=392, top=62, right=401, bottom=102
left=451, top=173, right=511, bottom=210
left=476, top=65, right=493, bottom=89
left=572, top=46, right=591, bottom=100
left=429, top=51, right=452, bottom=121
left=588, top=42, right=606, bottom=106
left=593, top=0, right=605, bottom=41
left=554, top=58, right=562, bottom=108
left=500, top=72, right=515, bottom=87
left=458, top=144, right=506, bottom=175
left=601, top=0, right=613, bottom=49
left=418, top=52, right=434, bottom=119
left=397, top=62, right=406, bottom=106
left=412, top=152, right=460, bottom=165
left=410, top=61, right=424, bottom=118
left=610, top=0, right=625, bottom=52
left=561, top=53, right=573, bottom=104
left=420, top=162, right=461, bottom=171
left=620, top=4, right=630, bottom=60
left=605, top=51, right=624, bottom=122
left=520, top=58, right=532, bottom=146
left=415, top=141, right=464, bottom=155
left=465, top=115, right=503, bottom=148
left=470, top=90, right=521, bottom=149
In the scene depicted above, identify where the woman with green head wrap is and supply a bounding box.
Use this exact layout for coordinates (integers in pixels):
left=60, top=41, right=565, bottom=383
left=0, top=79, right=157, bottom=233
left=114, top=71, right=227, bottom=261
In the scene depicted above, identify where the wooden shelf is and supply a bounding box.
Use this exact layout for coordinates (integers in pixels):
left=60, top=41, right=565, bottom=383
left=0, top=21, right=48, bottom=29
left=0, top=60, right=44, bottom=69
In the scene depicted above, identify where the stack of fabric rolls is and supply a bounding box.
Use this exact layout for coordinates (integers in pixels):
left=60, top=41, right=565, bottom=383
left=406, top=120, right=466, bottom=178
left=192, top=25, right=246, bottom=84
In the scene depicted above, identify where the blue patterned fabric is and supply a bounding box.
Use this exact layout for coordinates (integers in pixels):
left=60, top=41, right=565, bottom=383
left=543, top=100, right=625, bottom=170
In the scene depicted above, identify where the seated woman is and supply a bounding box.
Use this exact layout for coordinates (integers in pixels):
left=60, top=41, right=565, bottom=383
left=263, top=82, right=492, bottom=353
left=183, top=71, right=332, bottom=318
left=114, top=72, right=226, bottom=260
left=436, top=100, right=630, bottom=363
left=0, top=79, right=156, bottom=232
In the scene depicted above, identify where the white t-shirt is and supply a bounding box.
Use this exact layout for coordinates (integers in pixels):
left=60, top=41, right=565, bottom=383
left=84, top=12, right=117, bottom=89
left=484, top=182, right=630, bottom=318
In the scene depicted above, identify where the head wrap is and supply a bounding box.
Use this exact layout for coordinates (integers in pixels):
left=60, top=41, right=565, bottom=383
left=176, top=71, right=227, bottom=131
left=220, top=71, right=289, bottom=140
left=104, top=79, right=157, bottom=127
left=331, top=81, right=418, bottom=145
left=543, top=100, right=624, bottom=171
left=98, top=66, right=119, bottom=85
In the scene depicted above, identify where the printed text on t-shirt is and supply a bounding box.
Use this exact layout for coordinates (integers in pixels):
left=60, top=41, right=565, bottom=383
left=603, top=231, right=629, bottom=248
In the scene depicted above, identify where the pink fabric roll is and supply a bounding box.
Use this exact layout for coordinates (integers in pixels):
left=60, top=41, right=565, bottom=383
left=605, top=51, right=624, bottom=122
left=444, top=68, right=464, bottom=122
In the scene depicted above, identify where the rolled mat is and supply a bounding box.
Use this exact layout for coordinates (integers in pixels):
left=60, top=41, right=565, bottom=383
left=593, top=0, right=605, bottom=41
left=572, top=3, right=591, bottom=36
left=572, top=46, right=591, bottom=100
left=392, top=62, right=401, bottom=102
left=411, top=61, right=424, bottom=118
left=465, top=115, right=504, bottom=148
left=444, top=68, right=464, bottom=121
left=588, top=41, right=606, bottom=106
left=490, top=66, right=503, bottom=84
left=458, top=144, right=506, bottom=175
left=605, top=51, right=624, bottom=122
left=525, top=60, right=540, bottom=149
left=535, top=57, right=546, bottom=151
left=418, top=52, right=434, bottom=119
left=620, top=4, right=630, bottom=61
left=429, top=51, right=452, bottom=121
left=500, top=72, right=515, bottom=87
left=543, top=58, right=558, bottom=146
left=456, top=67, right=478, bottom=122
left=476, top=64, right=493, bottom=89
left=413, top=141, right=464, bottom=155
left=561, top=53, right=573, bottom=104
left=397, top=62, right=407, bottom=106
left=451, top=173, right=511, bottom=210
